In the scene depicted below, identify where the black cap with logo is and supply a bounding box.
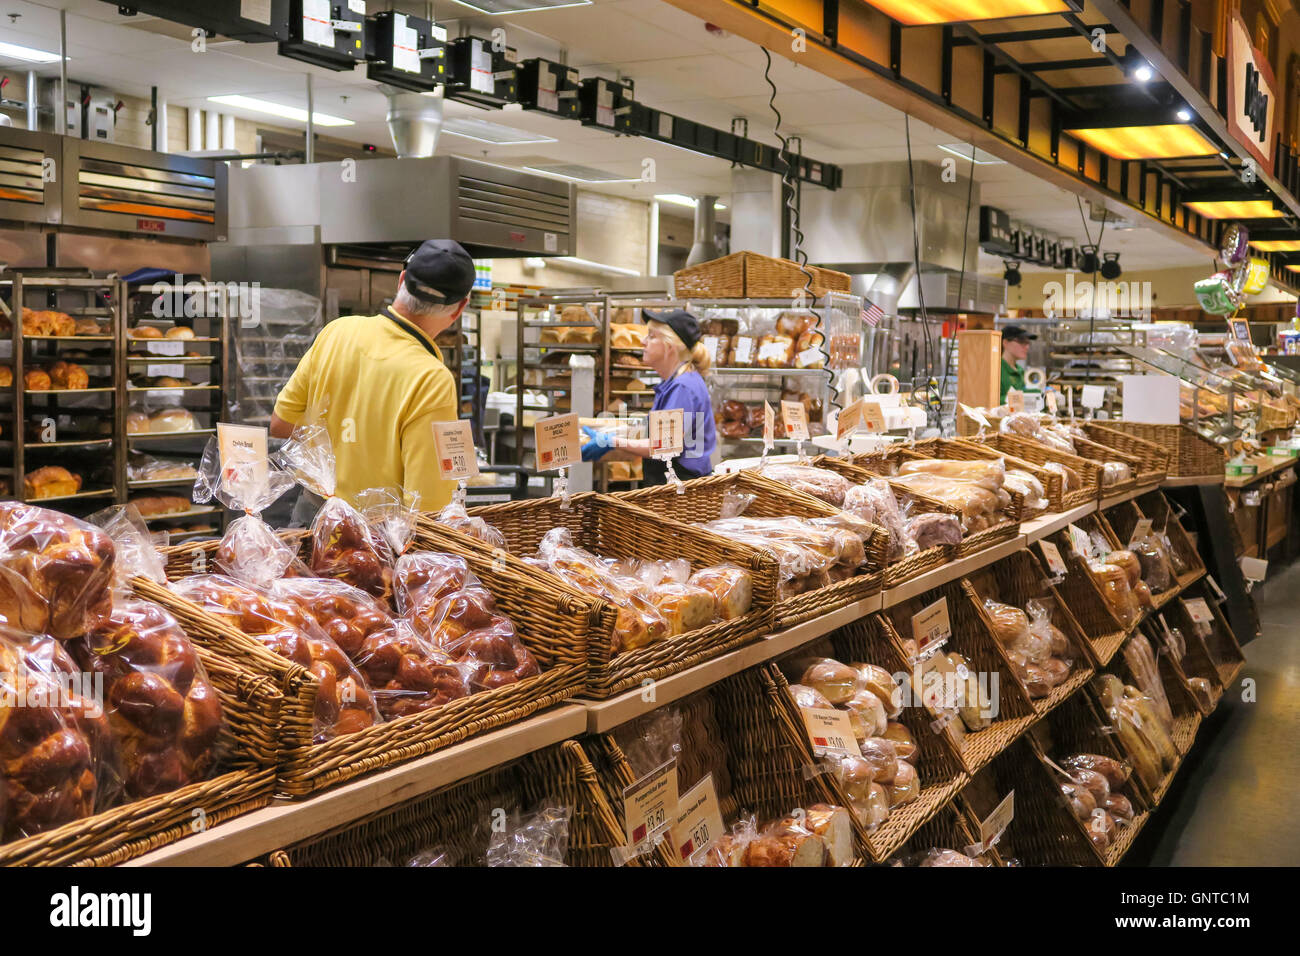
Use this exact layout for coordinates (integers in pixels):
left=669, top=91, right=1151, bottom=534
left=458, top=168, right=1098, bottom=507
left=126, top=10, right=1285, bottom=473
left=1001, top=325, right=1038, bottom=344
left=403, top=239, right=476, bottom=305
left=642, top=308, right=701, bottom=350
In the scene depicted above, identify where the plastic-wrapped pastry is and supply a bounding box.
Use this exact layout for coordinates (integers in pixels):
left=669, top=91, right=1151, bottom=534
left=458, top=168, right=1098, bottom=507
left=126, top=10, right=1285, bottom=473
left=688, top=565, right=753, bottom=620
left=1003, top=469, right=1047, bottom=511
left=852, top=662, right=902, bottom=717
left=907, top=511, right=962, bottom=550
left=844, top=480, right=909, bottom=559
left=1105, top=550, right=1142, bottom=588
left=999, top=411, right=1043, bottom=439
left=1088, top=561, right=1140, bottom=626
left=1101, top=461, right=1133, bottom=486
left=1103, top=793, right=1134, bottom=822
left=983, top=599, right=1030, bottom=647
left=435, top=500, right=506, bottom=550
left=896, top=457, right=1006, bottom=491
left=949, top=651, right=991, bottom=731
left=799, top=658, right=859, bottom=704
left=1042, top=461, right=1082, bottom=492
left=755, top=334, right=796, bottom=368
left=1060, top=752, right=1131, bottom=790
left=922, top=849, right=985, bottom=867
left=858, top=736, right=899, bottom=784
left=787, top=683, right=833, bottom=712
left=889, top=759, right=918, bottom=806
left=759, top=463, right=853, bottom=507
left=1129, top=538, right=1174, bottom=593
left=881, top=720, right=919, bottom=762
left=1186, top=677, right=1214, bottom=712
left=843, top=689, right=888, bottom=742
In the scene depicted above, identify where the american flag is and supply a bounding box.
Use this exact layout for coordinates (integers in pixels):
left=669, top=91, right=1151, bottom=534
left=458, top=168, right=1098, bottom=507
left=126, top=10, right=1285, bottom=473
left=860, top=299, right=885, bottom=327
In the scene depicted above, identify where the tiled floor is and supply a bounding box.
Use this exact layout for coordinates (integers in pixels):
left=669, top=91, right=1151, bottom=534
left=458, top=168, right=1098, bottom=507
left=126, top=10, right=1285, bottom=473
left=1126, top=560, right=1300, bottom=866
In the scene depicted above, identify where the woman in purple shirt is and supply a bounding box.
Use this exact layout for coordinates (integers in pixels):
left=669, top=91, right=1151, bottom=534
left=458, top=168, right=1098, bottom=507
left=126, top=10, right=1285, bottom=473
left=582, top=308, right=717, bottom=485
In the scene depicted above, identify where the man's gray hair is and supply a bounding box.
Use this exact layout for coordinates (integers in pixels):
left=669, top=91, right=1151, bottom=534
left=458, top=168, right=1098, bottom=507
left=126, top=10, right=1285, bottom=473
left=394, top=285, right=462, bottom=319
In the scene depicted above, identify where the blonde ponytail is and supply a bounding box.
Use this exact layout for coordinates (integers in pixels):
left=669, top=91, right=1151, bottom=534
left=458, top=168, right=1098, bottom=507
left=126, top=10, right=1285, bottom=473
left=689, top=340, right=711, bottom=377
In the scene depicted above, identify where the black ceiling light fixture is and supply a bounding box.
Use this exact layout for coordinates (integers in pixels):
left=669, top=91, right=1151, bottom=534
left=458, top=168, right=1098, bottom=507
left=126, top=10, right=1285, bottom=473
left=1100, top=252, right=1122, bottom=280
left=1122, top=47, right=1156, bottom=83
left=1078, top=244, right=1100, bottom=274
left=1003, top=260, right=1022, bottom=287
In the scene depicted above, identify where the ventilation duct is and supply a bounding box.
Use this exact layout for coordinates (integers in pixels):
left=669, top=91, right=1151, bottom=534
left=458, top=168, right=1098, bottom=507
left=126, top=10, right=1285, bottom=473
left=686, top=195, right=719, bottom=266
left=384, top=85, right=443, bottom=158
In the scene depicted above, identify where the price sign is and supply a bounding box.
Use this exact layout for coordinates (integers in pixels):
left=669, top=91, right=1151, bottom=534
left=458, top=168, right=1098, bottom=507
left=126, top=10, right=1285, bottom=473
left=781, top=400, right=809, bottom=442
left=145, top=340, right=185, bottom=357
left=909, top=651, right=964, bottom=743
left=801, top=707, right=861, bottom=758
left=1039, top=540, right=1067, bottom=576
left=911, top=597, right=952, bottom=654
left=648, top=408, right=684, bottom=456
left=861, top=400, right=886, bottom=433
left=1081, top=384, right=1106, bottom=409
left=979, top=790, right=1015, bottom=850
left=216, top=423, right=268, bottom=502
left=762, top=401, right=775, bottom=452
left=534, top=413, right=579, bottom=471
left=1128, top=518, right=1154, bottom=546
left=1008, top=390, right=1025, bottom=413
left=1045, top=390, right=1059, bottom=415
left=836, top=399, right=863, bottom=443
left=1183, top=598, right=1214, bottom=625
left=431, top=420, right=479, bottom=480
left=1066, top=523, right=1090, bottom=557
left=1239, top=556, right=1268, bottom=582
left=671, top=774, right=725, bottom=865
left=959, top=403, right=991, bottom=430
left=622, top=759, right=679, bottom=849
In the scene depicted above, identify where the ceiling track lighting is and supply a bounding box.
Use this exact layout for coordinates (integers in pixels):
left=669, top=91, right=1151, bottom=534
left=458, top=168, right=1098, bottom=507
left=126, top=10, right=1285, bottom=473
left=1078, top=244, right=1100, bottom=274
left=1123, top=48, right=1157, bottom=83
left=1003, top=260, right=1022, bottom=287
left=1100, top=252, right=1122, bottom=280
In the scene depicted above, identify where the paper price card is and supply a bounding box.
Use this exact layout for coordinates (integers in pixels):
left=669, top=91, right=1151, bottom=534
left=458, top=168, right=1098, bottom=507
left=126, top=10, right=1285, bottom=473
left=1039, top=540, right=1067, bottom=576
left=1066, top=523, right=1090, bottom=557
left=217, top=423, right=268, bottom=502
left=1128, top=518, right=1154, bottom=546
left=432, top=420, right=479, bottom=481
left=836, top=399, right=863, bottom=443
left=801, top=707, right=861, bottom=759
left=979, top=790, right=1015, bottom=850
left=781, top=400, right=810, bottom=442
left=1081, top=384, right=1106, bottom=409
left=1239, top=556, right=1268, bottom=582
left=959, top=403, right=991, bottom=430
left=671, top=774, right=725, bottom=866
left=534, top=413, right=578, bottom=471
left=1183, top=598, right=1214, bottom=625
left=622, top=759, right=679, bottom=850
left=861, top=400, right=886, bottom=433
left=1045, top=390, right=1059, bottom=415
left=912, top=597, right=952, bottom=654
left=648, top=408, right=685, bottom=456
left=762, top=401, right=775, bottom=452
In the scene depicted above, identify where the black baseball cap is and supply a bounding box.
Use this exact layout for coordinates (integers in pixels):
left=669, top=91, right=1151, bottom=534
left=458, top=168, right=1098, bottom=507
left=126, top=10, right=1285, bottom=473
left=642, top=308, right=700, bottom=349
left=1002, top=325, right=1038, bottom=344
left=403, top=239, right=476, bottom=305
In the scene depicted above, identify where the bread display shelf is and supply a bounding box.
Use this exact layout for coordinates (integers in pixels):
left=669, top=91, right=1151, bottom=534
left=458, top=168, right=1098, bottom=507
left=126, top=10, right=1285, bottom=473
left=126, top=355, right=217, bottom=364
left=128, top=476, right=199, bottom=489
left=24, top=486, right=116, bottom=503
left=711, top=366, right=829, bottom=376
left=22, top=335, right=115, bottom=341
left=138, top=506, right=219, bottom=520
left=128, top=336, right=221, bottom=344
left=24, top=386, right=115, bottom=394
left=128, top=427, right=217, bottom=439
left=127, top=384, right=221, bottom=392
left=23, top=437, right=113, bottom=449
left=524, top=343, right=602, bottom=352
left=1020, top=501, right=1097, bottom=542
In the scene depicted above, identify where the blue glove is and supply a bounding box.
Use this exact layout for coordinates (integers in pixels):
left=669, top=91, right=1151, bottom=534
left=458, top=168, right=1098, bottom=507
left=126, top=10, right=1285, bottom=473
left=581, top=425, right=609, bottom=462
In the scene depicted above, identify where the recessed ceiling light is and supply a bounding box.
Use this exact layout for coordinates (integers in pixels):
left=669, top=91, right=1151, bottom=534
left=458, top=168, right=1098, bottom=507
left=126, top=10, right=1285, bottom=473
left=522, top=162, right=640, bottom=183
left=1134, top=64, right=1154, bottom=82
left=1252, top=239, right=1300, bottom=252
left=655, top=194, right=728, bottom=209
left=450, top=0, right=592, bottom=13
left=1066, top=124, right=1216, bottom=160
left=1176, top=108, right=1192, bottom=122
left=440, top=117, right=558, bottom=145
left=0, top=40, right=62, bottom=63
left=207, top=94, right=352, bottom=127
left=937, top=143, right=1006, bottom=165
left=847, top=0, right=1073, bottom=26
left=1184, top=199, right=1283, bottom=219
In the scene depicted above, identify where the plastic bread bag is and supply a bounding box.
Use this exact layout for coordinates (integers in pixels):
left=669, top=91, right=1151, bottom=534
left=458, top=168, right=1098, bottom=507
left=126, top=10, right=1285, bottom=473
left=688, top=565, right=753, bottom=620
left=0, top=501, right=116, bottom=641
left=844, top=479, right=908, bottom=559
left=1101, top=461, right=1133, bottom=486
left=271, top=576, right=396, bottom=658
left=831, top=754, right=892, bottom=830
left=352, top=619, right=475, bottom=719
left=434, top=498, right=505, bottom=550
left=1003, top=469, right=1047, bottom=511
left=648, top=581, right=720, bottom=635
left=354, top=486, right=420, bottom=563
left=443, top=615, right=540, bottom=692
left=743, top=815, right=830, bottom=867
left=1041, top=461, right=1082, bottom=492
left=88, top=503, right=166, bottom=589
left=907, top=511, right=963, bottom=551
left=896, top=456, right=1005, bottom=491
left=306, top=495, right=398, bottom=602
left=1129, top=536, right=1174, bottom=593
left=888, top=474, right=1000, bottom=527
left=758, top=463, right=853, bottom=507
left=393, top=551, right=481, bottom=618
left=808, top=511, right=874, bottom=568
left=1036, top=429, right=1077, bottom=456
left=1059, top=753, right=1131, bottom=790
left=785, top=656, right=858, bottom=703
left=0, top=629, right=119, bottom=840
left=999, top=411, right=1043, bottom=440
left=1087, top=561, right=1139, bottom=626
left=404, top=847, right=454, bottom=867
left=699, top=518, right=821, bottom=581
left=694, top=814, right=759, bottom=867
left=612, top=707, right=684, bottom=780
left=718, top=490, right=757, bottom=519
left=983, top=598, right=1031, bottom=649
left=1160, top=621, right=1187, bottom=662
left=1122, top=634, right=1173, bottom=730
left=1158, top=531, right=1190, bottom=575
left=485, top=803, right=571, bottom=867
left=74, top=596, right=225, bottom=799
left=852, top=662, right=904, bottom=718
left=1093, top=675, right=1164, bottom=788
left=170, top=575, right=381, bottom=742
left=1026, top=597, right=1075, bottom=666
left=947, top=651, right=993, bottom=731
left=1186, top=677, right=1214, bottom=712
left=920, top=848, right=987, bottom=867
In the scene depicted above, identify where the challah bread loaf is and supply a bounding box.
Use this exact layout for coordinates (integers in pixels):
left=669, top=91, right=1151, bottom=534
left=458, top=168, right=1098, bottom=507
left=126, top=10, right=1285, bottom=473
left=309, top=497, right=394, bottom=601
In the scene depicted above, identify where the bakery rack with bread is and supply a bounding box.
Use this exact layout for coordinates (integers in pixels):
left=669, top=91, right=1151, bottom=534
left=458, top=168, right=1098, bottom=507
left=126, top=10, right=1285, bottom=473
left=976, top=431, right=1107, bottom=501
left=1133, top=489, right=1208, bottom=589
left=428, top=491, right=776, bottom=698
left=1038, top=514, right=1135, bottom=662
left=617, top=470, right=886, bottom=630
left=152, top=524, right=596, bottom=796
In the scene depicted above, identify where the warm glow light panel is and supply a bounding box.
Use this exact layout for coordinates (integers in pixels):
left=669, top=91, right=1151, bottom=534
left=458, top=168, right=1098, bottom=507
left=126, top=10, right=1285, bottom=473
left=1285, top=264, right=1300, bottom=272
left=863, top=0, right=1073, bottom=26
left=1184, top=200, right=1283, bottom=219
left=1066, top=124, right=1218, bottom=160
left=1251, top=240, right=1300, bottom=251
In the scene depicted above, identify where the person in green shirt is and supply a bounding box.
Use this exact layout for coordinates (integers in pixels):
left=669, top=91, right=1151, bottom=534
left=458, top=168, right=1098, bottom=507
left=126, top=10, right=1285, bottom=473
left=999, top=324, right=1036, bottom=403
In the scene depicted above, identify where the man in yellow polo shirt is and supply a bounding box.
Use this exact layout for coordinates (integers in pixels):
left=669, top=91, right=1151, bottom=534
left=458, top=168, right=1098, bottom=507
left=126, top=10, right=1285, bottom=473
left=270, top=239, right=473, bottom=511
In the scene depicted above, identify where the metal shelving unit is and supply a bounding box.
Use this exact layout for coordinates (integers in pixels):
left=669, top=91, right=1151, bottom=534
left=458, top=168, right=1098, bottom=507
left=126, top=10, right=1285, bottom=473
left=1045, top=321, right=1147, bottom=413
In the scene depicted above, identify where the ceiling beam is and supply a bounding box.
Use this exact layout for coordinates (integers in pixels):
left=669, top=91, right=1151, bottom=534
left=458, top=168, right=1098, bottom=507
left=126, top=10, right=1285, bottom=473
left=954, top=24, right=1119, bottom=45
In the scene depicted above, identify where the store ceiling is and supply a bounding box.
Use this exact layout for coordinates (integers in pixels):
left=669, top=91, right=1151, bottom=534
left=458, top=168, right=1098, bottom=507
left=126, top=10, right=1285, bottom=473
left=1, top=0, right=1200, bottom=271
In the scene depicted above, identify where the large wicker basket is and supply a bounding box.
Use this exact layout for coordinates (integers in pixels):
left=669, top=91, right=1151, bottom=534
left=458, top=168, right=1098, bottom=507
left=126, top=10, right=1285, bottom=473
left=456, top=491, right=779, bottom=697
left=1135, top=490, right=1207, bottom=589
left=0, top=623, right=280, bottom=867
left=154, top=530, right=596, bottom=797
left=975, top=432, right=1105, bottom=503
left=617, top=471, right=887, bottom=629
left=1038, top=515, right=1131, bottom=664
left=1081, top=423, right=1170, bottom=486
left=673, top=251, right=851, bottom=299
left=1099, top=422, right=1225, bottom=478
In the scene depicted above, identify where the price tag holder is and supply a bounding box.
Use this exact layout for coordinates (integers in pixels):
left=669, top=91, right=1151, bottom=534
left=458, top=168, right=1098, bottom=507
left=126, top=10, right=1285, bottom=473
left=671, top=773, right=725, bottom=866
left=909, top=651, right=965, bottom=744
left=762, top=401, right=775, bottom=454
left=1183, top=598, right=1213, bottom=625
left=535, top=413, right=579, bottom=471
left=1128, top=518, right=1154, bottom=546
left=979, top=790, right=1015, bottom=851
left=781, top=400, right=810, bottom=442
left=432, top=420, right=479, bottom=481
left=801, top=707, right=861, bottom=759
left=959, top=403, right=991, bottom=432
left=1045, top=390, right=1059, bottom=415
left=1081, top=384, right=1106, bottom=410
left=647, top=408, right=685, bottom=457
left=1066, top=523, right=1091, bottom=557
left=861, top=400, right=886, bottom=433
left=217, top=422, right=269, bottom=502
left=836, top=398, right=864, bottom=445
left=621, top=758, right=679, bottom=853
left=1205, top=574, right=1228, bottom=605
left=911, top=597, right=952, bottom=655
left=1039, top=540, right=1068, bottom=577
left=1239, top=556, right=1268, bottom=582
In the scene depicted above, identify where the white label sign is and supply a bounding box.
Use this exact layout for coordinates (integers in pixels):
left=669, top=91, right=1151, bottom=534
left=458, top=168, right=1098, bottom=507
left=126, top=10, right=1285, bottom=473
left=801, top=707, right=861, bottom=758
left=1128, top=518, right=1154, bottom=546
left=216, top=423, right=268, bottom=503
left=622, top=759, right=678, bottom=850
left=534, top=413, right=579, bottom=471
left=1039, top=540, right=1067, bottom=576
left=302, top=0, right=334, bottom=48
left=959, top=403, right=991, bottom=431
left=1081, top=384, right=1106, bottom=410
left=912, top=597, right=952, bottom=654
left=1066, top=523, right=1091, bottom=556
left=432, top=420, right=479, bottom=480
left=1239, top=556, right=1268, bottom=581
left=392, top=13, right=420, bottom=73
left=781, top=400, right=809, bottom=442
left=648, top=408, right=684, bottom=457
left=980, top=790, right=1015, bottom=850
left=1183, top=598, right=1214, bottom=625
left=671, top=774, right=725, bottom=866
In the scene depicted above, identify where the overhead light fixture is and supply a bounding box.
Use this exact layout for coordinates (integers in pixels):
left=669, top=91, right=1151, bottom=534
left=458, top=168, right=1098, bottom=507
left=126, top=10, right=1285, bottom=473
left=654, top=194, right=728, bottom=209
left=838, top=0, right=1076, bottom=27
left=1100, top=252, right=1122, bottom=280
left=207, top=95, right=353, bottom=127
left=1003, top=260, right=1022, bottom=287
left=1133, top=63, right=1154, bottom=82
left=450, top=0, right=592, bottom=13
left=0, top=40, right=62, bottom=64
left=522, top=162, right=640, bottom=183
left=1066, top=124, right=1216, bottom=160
left=937, top=143, right=1007, bottom=165
left=439, top=117, right=557, bottom=145
left=1252, top=239, right=1300, bottom=252
left=1286, top=264, right=1300, bottom=273
left=1184, top=199, right=1283, bottom=219
left=1122, top=48, right=1156, bottom=83
left=1176, top=108, right=1192, bottom=122
left=1078, top=244, right=1100, bottom=274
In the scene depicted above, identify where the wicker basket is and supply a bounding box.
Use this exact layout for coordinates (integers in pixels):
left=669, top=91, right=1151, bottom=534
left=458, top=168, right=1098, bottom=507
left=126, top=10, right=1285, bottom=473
left=1039, top=516, right=1131, bottom=664
left=1156, top=586, right=1245, bottom=699
left=1070, top=436, right=1145, bottom=495
left=864, top=440, right=1027, bottom=552
left=672, top=251, right=851, bottom=300
left=1081, top=423, right=1170, bottom=485
left=809, top=455, right=960, bottom=587
left=1135, top=490, right=1207, bottom=589
left=890, top=803, right=990, bottom=865
left=960, top=549, right=1099, bottom=708
left=1099, top=499, right=1182, bottom=614
left=251, top=740, right=629, bottom=867
left=153, top=530, right=596, bottom=797
left=975, top=433, right=1105, bottom=504
left=1100, top=422, right=1226, bottom=478
left=876, top=582, right=1039, bottom=775
left=0, top=627, right=280, bottom=867
left=618, top=471, right=886, bottom=629
left=457, top=491, right=778, bottom=697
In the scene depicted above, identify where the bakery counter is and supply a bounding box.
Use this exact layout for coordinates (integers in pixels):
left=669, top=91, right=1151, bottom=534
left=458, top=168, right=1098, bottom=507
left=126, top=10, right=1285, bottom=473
left=123, top=705, right=590, bottom=867
left=1225, top=455, right=1296, bottom=489
left=1020, top=502, right=1098, bottom=543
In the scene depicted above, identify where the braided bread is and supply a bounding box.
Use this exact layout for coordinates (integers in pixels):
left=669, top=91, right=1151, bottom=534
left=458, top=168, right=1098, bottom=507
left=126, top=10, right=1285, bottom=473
left=309, top=497, right=394, bottom=601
